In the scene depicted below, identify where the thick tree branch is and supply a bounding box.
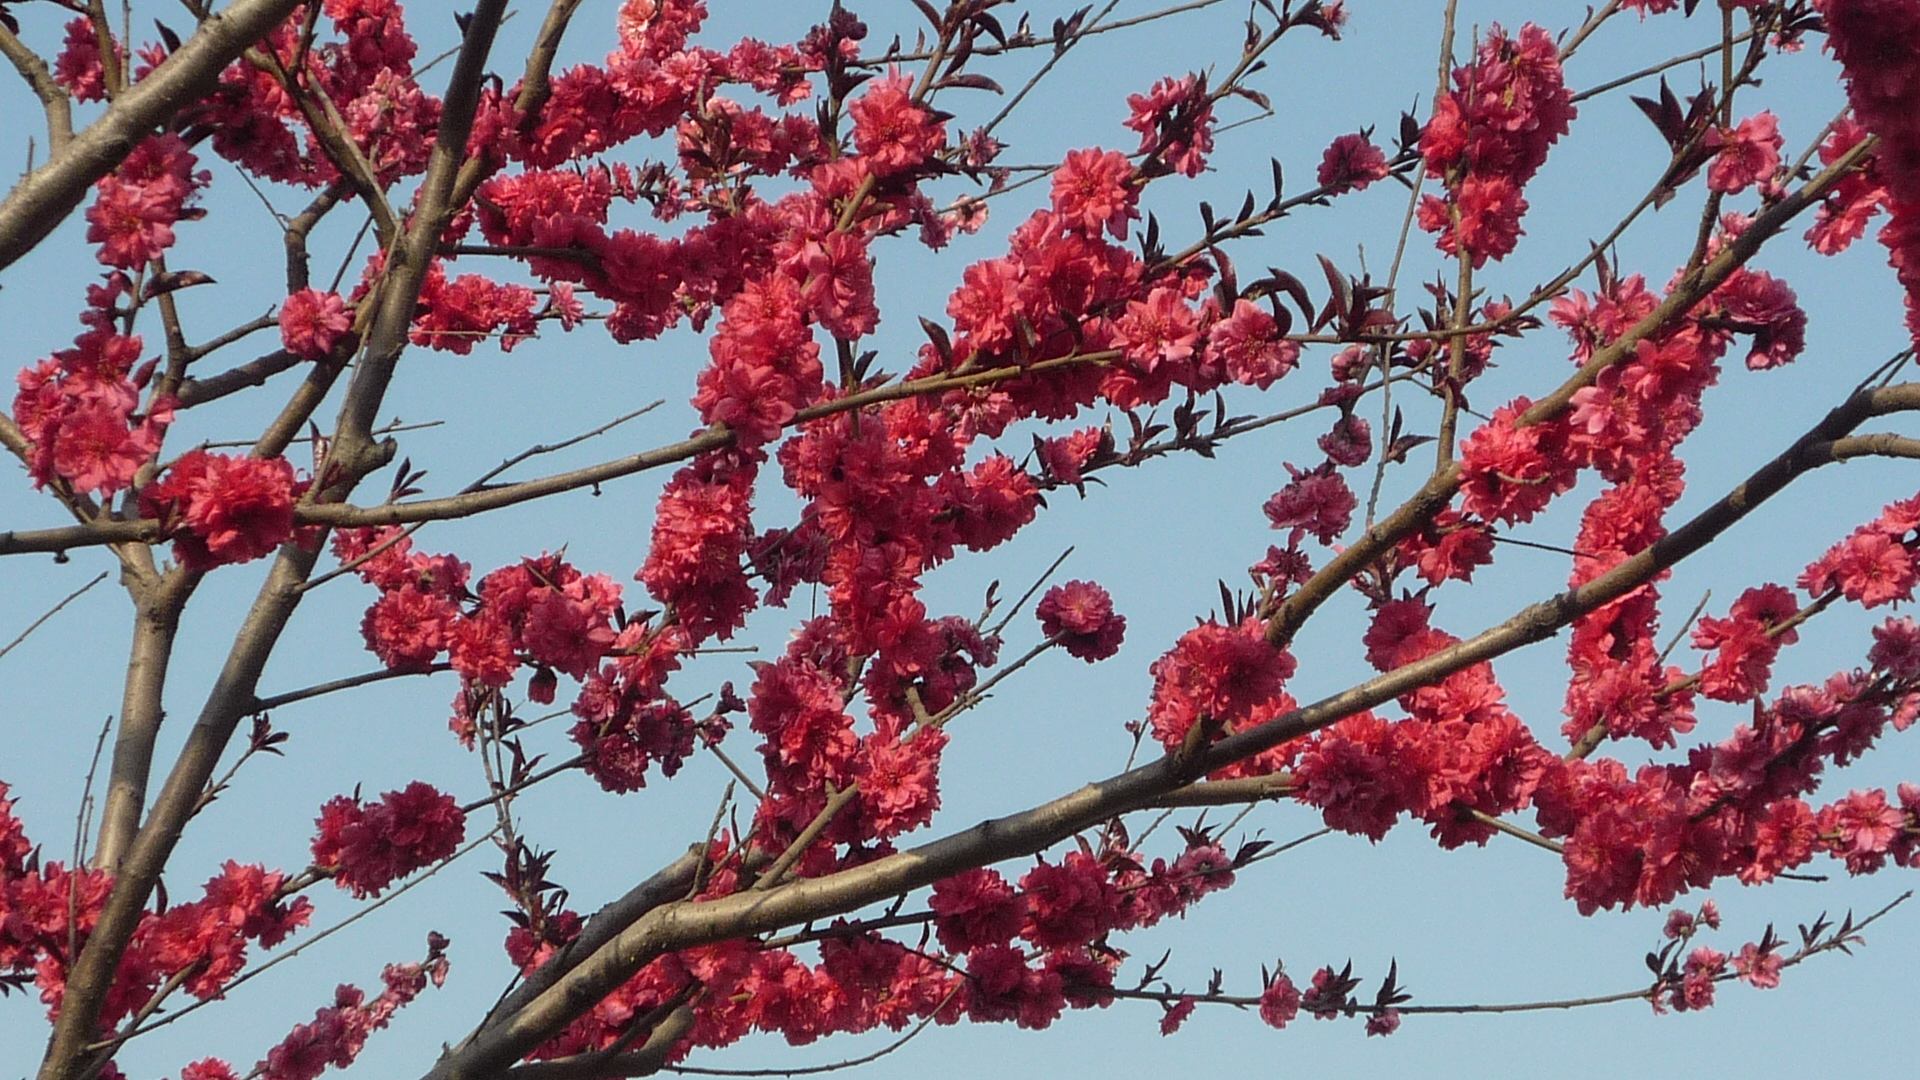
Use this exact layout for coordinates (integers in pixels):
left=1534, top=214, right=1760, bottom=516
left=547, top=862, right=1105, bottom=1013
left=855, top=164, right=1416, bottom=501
left=0, top=22, right=75, bottom=155
left=93, top=579, right=191, bottom=872
left=333, top=0, right=509, bottom=452
left=36, top=546, right=321, bottom=1080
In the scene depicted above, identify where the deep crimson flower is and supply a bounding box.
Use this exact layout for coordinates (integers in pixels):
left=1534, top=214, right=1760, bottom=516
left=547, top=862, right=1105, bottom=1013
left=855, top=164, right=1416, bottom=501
left=52, top=18, right=112, bottom=102
left=1318, top=413, right=1372, bottom=467
left=1036, top=580, right=1127, bottom=662
left=310, top=783, right=466, bottom=898
left=570, top=698, right=697, bottom=793
left=963, top=944, right=1065, bottom=1030
left=1692, top=584, right=1800, bottom=702
left=1248, top=972, right=1297, bottom=1030
left=1263, top=462, right=1356, bottom=546
left=1158, top=995, right=1196, bottom=1035
left=1020, top=852, right=1117, bottom=950
left=929, top=869, right=1027, bottom=953
left=1317, top=133, right=1389, bottom=192
left=944, top=455, right=1039, bottom=552
left=1869, top=615, right=1920, bottom=678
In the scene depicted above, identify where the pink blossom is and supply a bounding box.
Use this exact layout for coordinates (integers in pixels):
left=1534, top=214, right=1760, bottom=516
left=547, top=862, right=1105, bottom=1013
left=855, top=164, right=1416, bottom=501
left=1051, top=148, right=1139, bottom=238
left=280, top=289, right=353, bottom=360
left=1708, top=113, right=1784, bottom=194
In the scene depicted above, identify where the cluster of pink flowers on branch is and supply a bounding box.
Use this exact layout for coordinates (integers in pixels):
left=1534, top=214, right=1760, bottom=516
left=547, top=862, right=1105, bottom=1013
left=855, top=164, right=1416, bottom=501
left=1417, top=23, right=1576, bottom=267
left=1818, top=0, right=1920, bottom=343
left=6, top=2, right=1920, bottom=1078
left=1, top=787, right=315, bottom=1035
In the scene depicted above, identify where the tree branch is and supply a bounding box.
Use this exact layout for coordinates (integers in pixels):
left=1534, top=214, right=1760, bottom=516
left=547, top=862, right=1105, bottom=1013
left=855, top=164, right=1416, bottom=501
left=0, top=21, right=75, bottom=156
left=0, top=570, right=106, bottom=662
left=0, top=0, right=307, bottom=272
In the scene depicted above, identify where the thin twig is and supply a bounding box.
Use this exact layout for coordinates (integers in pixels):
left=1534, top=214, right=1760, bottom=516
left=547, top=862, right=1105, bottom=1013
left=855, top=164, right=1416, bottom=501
left=985, top=547, right=1073, bottom=638
left=252, top=663, right=453, bottom=712
left=667, top=984, right=965, bottom=1077
left=0, top=570, right=108, bottom=661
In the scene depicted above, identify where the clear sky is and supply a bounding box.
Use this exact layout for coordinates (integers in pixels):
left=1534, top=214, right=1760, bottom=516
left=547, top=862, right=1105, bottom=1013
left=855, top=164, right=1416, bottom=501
left=2, top=3, right=1916, bottom=1078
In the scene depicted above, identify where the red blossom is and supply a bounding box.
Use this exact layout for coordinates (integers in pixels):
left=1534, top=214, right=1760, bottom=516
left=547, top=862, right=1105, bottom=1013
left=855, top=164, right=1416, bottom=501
left=84, top=135, right=207, bottom=269
left=1317, top=132, right=1390, bottom=193
left=1258, top=972, right=1301, bottom=1029
left=1115, top=287, right=1201, bottom=372
left=1205, top=299, right=1299, bottom=389
left=310, top=783, right=466, bottom=898
left=1035, top=580, right=1127, bottom=662
left=1708, top=112, right=1784, bottom=194
left=1457, top=398, right=1578, bottom=525
left=1051, top=149, right=1139, bottom=239
left=1264, top=462, right=1356, bottom=546
left=1146, top=619, right=1296, bottom=752
left=141, top=451, right=301, bottom=570
left=280, top=289, right=354, bottom=360
left=1417, top=23, right=1572, bottom=266
left=849, top=72, right=944, bottom=177
left=930, top=868, right=1027, bottom=953
left=1019, top=852, right=1118, bottom=950
left=1124, top=74, right=1215, bottom=177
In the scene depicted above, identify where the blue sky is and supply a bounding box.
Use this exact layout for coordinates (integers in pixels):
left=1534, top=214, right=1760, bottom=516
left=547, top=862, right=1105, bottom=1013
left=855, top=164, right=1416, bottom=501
left=2, top=2, right=1916, bottom=1077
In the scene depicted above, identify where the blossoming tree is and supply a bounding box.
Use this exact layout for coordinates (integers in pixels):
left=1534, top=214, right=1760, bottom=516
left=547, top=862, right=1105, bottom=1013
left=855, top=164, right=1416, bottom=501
left=3, top=0, right=1920, bottom=1077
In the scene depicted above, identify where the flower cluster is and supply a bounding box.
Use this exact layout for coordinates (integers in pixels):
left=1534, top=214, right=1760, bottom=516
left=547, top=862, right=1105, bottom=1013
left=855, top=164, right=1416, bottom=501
left=1798, top=493, right=1920, bottom=607
left=1691, top=584, right=1801, bottom=702
left=84, top=135, right=207, bottom=269
left=1417, top=23, right=1575, bottom=266
left=14, top=288, right=172, bottom=497
left=244, top=943, right=448, bottom=1080
left=3, top=788, right=313, bottom=1032
left=1537, top=670, right=1919, bottom=913
left=1294, top=600, right=1554, bottom=846
left=518, top=824, right=1250, bottom=1060
left=141, top=451, right=304, bottom=571
left=1145, top=619, right=1295, bottom=752
left=310, top=782, right=467, bottom=898
left=1818, top=0, right=1920, bottom=343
